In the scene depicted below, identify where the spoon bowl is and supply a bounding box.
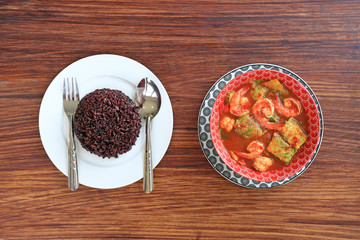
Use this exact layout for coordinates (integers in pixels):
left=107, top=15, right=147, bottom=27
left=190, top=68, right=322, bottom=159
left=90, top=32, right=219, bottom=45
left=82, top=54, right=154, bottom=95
left=135, top=77, right=161, bottom=193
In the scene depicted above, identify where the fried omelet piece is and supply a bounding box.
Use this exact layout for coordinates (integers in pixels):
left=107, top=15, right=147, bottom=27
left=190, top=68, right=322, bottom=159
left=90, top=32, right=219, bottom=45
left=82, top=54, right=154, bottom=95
left=267, top=132, right=296, bottom=165
left=264, top=79, right=288, bottom=96
left=279, top=118, right=307, bottom=150
left=250, top=83, right=267, bottom=101
left=233, top=114, right=265, bottom=139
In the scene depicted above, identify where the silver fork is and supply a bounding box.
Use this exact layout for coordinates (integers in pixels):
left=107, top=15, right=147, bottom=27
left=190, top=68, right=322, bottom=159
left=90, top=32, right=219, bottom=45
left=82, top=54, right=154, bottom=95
left=63, top=77, right=80, bottom=191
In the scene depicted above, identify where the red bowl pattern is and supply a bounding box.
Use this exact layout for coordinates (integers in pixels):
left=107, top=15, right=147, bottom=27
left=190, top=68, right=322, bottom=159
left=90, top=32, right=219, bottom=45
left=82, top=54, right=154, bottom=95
left=210, top=69, right=321, bottom=182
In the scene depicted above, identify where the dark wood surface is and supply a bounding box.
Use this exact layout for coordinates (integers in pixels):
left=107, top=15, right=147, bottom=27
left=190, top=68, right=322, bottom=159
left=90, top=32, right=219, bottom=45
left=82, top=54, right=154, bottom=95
left=1, top=0, right=359, bottom=239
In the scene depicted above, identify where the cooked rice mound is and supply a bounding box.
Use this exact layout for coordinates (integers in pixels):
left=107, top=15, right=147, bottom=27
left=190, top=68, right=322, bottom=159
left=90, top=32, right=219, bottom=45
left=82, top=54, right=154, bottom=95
left=74, top=88, right=142, bottom=158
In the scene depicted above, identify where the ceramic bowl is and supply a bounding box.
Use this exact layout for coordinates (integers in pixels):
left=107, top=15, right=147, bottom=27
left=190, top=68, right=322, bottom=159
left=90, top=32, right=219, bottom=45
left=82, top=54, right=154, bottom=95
left=204, top=64, right=323, bottom=188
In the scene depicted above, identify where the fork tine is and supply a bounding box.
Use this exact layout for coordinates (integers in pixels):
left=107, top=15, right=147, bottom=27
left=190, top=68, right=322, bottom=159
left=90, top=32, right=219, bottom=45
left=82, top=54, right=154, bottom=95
left=71, top=77, right=74, bottom=101
left=63, top=78, right=66, bottom=100
left=74, top=77, right=80, bottom=101
left=67, top=77, right=70, bottom=101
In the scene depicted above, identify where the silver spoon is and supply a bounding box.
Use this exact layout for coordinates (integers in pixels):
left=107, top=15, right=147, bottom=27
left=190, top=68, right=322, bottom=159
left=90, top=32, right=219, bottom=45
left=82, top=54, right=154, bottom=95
left=135, top=77, right=161, bottom=194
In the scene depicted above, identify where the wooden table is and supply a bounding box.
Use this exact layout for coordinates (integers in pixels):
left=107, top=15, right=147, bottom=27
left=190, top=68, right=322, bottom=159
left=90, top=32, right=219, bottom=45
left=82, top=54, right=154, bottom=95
left=1, top=1, right=359, bottom=239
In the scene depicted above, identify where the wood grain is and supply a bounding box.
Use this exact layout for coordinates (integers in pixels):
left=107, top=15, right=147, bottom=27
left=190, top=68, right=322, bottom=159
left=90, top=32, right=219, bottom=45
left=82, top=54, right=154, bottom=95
left=1, top=0, right=359, bottom=239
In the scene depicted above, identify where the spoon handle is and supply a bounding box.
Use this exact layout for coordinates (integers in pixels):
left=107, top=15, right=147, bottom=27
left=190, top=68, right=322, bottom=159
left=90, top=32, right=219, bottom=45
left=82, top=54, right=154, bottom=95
left=144, top=115, right=153, bottom=194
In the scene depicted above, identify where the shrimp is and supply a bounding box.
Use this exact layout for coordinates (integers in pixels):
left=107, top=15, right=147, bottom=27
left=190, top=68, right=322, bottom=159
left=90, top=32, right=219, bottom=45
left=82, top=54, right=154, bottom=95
left=273, top=95, right=301, bottom=118
left=252, top=157, right=273, bottom=172
left=220, top=116, right=235, bottom=132
left=229, top=150, right=245, bottom=166
left=252, top=98, right=284, bottom=130
left=234, top=140, right=264, bottom=159
left=229, top=85, right=251, bottom=117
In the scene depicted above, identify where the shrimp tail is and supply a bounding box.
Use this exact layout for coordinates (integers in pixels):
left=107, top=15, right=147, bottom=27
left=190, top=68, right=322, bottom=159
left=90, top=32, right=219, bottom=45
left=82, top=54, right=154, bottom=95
left=234, top=151, right=261, bottom=159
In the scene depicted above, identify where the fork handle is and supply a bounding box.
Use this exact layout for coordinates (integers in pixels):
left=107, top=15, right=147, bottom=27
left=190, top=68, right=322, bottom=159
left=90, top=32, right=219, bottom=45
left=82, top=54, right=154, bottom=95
left=67, top=114, right=79, bottom=191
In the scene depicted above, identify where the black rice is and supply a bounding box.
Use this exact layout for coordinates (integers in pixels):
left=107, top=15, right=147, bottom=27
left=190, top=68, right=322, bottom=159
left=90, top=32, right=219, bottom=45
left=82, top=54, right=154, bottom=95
left=74, top=88, right=142, bottom=158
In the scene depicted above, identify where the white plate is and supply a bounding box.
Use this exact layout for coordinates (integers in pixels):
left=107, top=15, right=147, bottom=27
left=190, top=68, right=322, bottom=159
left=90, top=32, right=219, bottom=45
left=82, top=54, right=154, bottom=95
left=39, top=54, right=173, bottom=189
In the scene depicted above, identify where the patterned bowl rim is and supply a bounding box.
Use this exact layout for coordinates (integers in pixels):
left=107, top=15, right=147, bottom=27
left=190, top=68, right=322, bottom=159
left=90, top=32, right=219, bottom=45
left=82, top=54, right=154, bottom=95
left=198, top=63, right=324, bottom=189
